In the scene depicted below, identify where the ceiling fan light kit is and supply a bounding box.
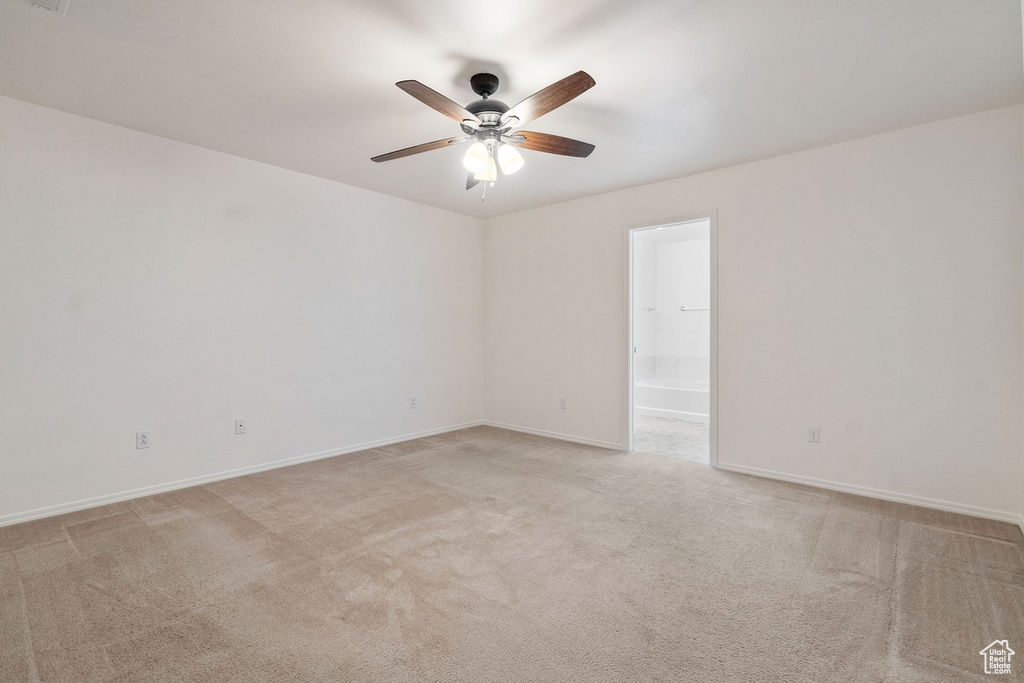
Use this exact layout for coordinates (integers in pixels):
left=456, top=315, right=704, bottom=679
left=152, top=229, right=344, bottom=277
left=497, top=143, right=524, bottom=175
left=462, top=141, right=488, bottom=174
left=476, top=156, right=498, bottom=183
left=372, top=70, right=596, bottom=199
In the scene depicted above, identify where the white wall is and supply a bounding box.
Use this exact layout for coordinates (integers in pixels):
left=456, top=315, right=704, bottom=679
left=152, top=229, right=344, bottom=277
left=484, top=105, right=1024, bottom=520
left=2, top=95, right=1021, bottom=527
left=0, top=95, right=485, bottom=522
left=655, top=237, right=710, bottom=381
left=633, top=225, right=711, bottom=383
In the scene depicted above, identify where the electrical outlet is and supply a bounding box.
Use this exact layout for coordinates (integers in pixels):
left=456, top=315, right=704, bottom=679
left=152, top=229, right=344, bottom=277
left=559, top=398, right=567, bottom=410
left=136, top=431, right=151, bottom=449
left=809, top=427, right=821, bottom=443
left=235, top=419, right=246, bottom=435
left=409, top=398, right=416, bottom=409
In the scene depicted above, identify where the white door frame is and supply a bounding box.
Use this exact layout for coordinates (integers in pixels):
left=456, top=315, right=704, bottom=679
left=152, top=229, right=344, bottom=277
left=626, top=213, right=718, bottom=467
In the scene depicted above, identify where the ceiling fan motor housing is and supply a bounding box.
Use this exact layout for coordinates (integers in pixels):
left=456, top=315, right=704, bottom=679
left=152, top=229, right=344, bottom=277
left=470, top=73, right=500, bottom=98
left=463, top=73, right=510, bottom=134
left=465, top=100, right=508, bottom=127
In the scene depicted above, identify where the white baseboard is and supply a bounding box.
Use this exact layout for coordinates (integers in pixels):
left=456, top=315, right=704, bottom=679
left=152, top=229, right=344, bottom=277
left=482, top=421, right=623, bottom=451
left=6, top=423, right=1019, bottom=539
left=0, top=420, right=485, bottom=528
left=717, top=461, right=1024, bottom=529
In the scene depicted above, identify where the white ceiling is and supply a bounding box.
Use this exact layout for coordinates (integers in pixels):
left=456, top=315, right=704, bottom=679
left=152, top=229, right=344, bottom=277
left=1, top=0, right=1021, bottom=219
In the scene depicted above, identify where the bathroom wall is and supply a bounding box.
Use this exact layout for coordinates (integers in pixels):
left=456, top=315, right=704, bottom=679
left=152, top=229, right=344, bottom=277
left=632, top=237, right=658, bottom=379
left=632, top=223, right=710, bottom=384
left=655, top=235, right=710, bottom=382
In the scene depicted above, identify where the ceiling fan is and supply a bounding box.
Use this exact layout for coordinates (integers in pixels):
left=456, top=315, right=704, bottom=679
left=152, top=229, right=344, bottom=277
left=371, top=71, right=596, bottom=196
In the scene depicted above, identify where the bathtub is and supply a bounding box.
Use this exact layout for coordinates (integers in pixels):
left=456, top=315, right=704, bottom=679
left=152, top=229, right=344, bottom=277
left=634, top=377, right=709, bottom=422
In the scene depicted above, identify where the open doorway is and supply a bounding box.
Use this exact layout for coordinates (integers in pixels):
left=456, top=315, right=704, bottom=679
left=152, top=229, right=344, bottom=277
left=628, top=218, right=716, bottom=465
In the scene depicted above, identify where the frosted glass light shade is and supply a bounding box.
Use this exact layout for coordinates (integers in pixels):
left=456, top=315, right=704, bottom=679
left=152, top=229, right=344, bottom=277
left=497, top=144, right=524, bottom=174
left=474, top=157, right=497, bottom=182
left=462, top=142, right=488, bottom=173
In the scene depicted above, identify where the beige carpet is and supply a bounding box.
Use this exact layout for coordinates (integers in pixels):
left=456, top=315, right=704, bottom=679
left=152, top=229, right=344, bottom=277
left=1, top=426, right=1022, bottom=682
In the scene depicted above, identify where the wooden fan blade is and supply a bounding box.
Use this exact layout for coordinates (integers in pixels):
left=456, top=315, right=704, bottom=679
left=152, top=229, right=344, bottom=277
left=466, top=173, right=480, bottom=190
left=396, top=80, right=482, bottom=127
left=512, top=131, right=595, bottom=158
left=371, top=136, right=468, bottom=163
left=500, top=71, right=595, bottom=127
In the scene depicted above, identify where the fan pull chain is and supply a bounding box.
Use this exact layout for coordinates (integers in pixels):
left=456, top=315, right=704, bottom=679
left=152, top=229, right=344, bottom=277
left=482, top=144, right=494, bottom=201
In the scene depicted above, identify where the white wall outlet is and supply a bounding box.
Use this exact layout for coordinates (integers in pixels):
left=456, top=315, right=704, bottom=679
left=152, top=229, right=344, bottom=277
left=409, top=398, right=416, bottom=409
left=809, top=427, right=821, bottom=443
left=559, top=398, right=567, bottom=410
left=235, top=419, right=246, bottom=435
left=136, top=431, right=151, bottom=449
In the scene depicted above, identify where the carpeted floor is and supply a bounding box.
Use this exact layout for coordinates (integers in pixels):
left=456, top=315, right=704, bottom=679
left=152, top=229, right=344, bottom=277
left=633, top=415, right=709, bottom=463
left=1, top=426, right=1022, bottom=682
